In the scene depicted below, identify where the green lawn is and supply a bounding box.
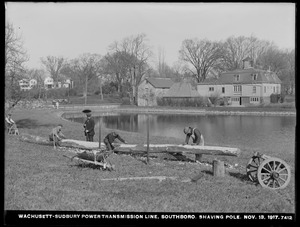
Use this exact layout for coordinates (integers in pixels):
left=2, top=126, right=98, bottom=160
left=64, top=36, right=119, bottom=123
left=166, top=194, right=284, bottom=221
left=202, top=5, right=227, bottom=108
left=4, top=108, right=295, bottom=212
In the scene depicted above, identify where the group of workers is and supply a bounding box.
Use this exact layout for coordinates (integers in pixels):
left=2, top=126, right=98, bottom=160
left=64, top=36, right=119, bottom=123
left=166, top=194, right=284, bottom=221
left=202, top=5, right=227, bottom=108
left=49, top=109, right=205, bottom=152
left=6, top=109, right=204, bottom=152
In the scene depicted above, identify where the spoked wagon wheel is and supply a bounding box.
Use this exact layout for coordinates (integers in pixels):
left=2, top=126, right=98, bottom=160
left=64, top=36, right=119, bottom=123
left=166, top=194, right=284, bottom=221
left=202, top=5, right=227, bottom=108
left=246, top=155, right=265, bottom=182
left=257, top=157, right=291, bottom=190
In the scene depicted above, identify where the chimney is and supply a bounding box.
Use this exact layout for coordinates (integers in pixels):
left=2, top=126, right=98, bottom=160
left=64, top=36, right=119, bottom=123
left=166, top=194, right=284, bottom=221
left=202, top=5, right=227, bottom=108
left=242, top=57, right=253, bottom=69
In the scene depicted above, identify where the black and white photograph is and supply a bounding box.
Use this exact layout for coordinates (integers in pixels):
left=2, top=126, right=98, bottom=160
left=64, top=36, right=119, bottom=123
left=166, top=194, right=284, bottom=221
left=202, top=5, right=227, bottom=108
left=4, top=2, right=296, bottom=225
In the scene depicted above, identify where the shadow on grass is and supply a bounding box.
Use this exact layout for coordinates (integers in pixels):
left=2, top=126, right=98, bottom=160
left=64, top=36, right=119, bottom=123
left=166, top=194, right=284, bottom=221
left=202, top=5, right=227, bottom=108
left=201, top=170, right=213, bottom=176
left=199, top=169, right=258, bottom=186
left=228, top=171, right=258, bottom=185
left=16, top=118, right=56, bottom=129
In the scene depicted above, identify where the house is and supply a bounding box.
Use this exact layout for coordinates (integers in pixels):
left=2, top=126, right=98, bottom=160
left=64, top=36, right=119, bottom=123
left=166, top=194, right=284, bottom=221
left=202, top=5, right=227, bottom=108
left=196, top=57, right=281, bottom=106
left=62, top=79, right=73, bottom=88
left=19, top=79, right=31, bottom=91
left=137, top=77, right=174, bottom=106
left=44, top=77, right=54, bottom=89
left=19, top=79, right=37, bottom=91
left=29, top=79, right=37, bottom=87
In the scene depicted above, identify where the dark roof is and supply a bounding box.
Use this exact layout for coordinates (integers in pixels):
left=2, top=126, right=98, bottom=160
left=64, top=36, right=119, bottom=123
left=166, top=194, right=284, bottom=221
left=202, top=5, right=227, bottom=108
left=146, top=77, right=174, bottom=88
left=163, top=81, right=200, bottom=98
left=198, top=68, right=281, bottom=85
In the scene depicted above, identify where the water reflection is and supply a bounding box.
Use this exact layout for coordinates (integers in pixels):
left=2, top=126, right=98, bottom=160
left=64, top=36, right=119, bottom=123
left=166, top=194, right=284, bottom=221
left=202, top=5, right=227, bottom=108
left=66, top=113, right=296, bottom=153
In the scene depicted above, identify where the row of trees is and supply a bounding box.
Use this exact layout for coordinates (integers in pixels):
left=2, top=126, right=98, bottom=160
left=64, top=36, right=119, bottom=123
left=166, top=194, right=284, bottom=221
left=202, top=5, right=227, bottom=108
left=5, top=21, right=295, bottom=107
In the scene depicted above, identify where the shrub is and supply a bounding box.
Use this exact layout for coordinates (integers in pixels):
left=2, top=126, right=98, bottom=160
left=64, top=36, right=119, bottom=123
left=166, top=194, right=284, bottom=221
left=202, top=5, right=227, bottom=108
left=157, top=97, right=206, bottom=107
left=279, top=93, right=286, bottom=103
left=270, top=93, right=280, bottom=103
left=68, top=88, right=77, bottom=96
left=46, top=88, right=69, bottom=99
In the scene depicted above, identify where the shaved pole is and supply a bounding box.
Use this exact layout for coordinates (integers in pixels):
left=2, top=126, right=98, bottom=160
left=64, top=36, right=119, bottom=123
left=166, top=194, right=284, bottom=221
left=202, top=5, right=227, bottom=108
left=147, top=114, right=149, bottom=164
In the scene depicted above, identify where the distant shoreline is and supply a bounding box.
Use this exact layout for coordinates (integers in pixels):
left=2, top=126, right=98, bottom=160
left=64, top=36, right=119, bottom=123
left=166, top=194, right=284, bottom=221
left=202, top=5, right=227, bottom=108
left=59, top=105, right=296, bottom=117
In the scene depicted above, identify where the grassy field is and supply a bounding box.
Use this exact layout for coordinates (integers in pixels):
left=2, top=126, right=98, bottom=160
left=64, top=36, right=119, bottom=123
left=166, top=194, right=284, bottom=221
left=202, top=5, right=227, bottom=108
left=5, top=108, right=295, bottom=213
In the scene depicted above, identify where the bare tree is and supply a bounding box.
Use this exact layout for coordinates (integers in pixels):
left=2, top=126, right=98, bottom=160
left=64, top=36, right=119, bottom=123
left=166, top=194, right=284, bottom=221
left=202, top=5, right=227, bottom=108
left=109, top=33, right=153, bottom=105
left=40, top=56, right=66, bottom=87
left=283, top=49, right=295, bottom=95
left=220, top=35, right=273, bottom=71
left=102, top=51, right=132, bottom=95
left=5, top=22, right=29, bottom=111
left=179, top=38, right=223, bottom=82
left=257, top=47, right=295, bottom=95
left=68, top=53, right=103, bottom=104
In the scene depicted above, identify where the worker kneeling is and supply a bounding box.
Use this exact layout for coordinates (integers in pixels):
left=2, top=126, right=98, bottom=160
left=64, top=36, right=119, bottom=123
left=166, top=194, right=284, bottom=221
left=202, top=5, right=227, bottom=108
left=104, top=131, right=127, bottom=151
left=49, top=124, right=66, bottom=146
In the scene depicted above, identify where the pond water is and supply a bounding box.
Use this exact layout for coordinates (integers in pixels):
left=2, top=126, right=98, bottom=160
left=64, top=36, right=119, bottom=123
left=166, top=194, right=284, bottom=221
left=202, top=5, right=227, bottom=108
left=65, top=113, right=296, bottom=154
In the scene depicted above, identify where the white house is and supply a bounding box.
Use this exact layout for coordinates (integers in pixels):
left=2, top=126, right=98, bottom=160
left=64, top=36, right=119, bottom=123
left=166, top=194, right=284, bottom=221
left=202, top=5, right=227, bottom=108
left=62, top=79, right=73, bottom=88
left=197, top=57, right=281, bottom=106
left=44, top=77, right=54, bottom=89
left=29, top=79, right=37, bottom=87
left=19, top=79, right=38, bottom=91
left=19, top=79, right=31, bottom=91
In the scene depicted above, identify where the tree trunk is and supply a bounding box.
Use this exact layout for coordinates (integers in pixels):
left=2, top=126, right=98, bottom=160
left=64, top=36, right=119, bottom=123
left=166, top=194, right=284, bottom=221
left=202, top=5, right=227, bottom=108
left=84, top=74, right=88, bottom=105
left=99, top=77, right=103, bottom=100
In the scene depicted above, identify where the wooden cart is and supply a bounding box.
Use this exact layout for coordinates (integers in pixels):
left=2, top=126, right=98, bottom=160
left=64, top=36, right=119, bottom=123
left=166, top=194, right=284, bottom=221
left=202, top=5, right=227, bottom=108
left=64, top=149, right=115, bottom=171
left=246, top=152, right=291, bottom=190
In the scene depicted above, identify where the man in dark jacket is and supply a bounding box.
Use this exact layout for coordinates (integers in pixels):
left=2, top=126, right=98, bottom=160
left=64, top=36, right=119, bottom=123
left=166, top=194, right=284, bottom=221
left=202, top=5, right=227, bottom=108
left=104, top=132, right=127, bottom=151
left=83, top=113, right=95, bottom=141
left=183, top=126, right=204, bottom=146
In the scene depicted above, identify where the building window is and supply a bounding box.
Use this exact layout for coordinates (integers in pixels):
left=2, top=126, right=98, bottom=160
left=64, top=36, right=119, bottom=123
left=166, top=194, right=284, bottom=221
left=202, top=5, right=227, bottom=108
left=234, top=85, right=242, bottom=93
left=252, top=74, right=257, bottom=80
left=273, top=86, right=275, bottom=93
left=232, top=97, right=240, bottom=102
left=209, top=87, right=214, bottom=92
left=264, top=86, right=266, bottom=93
left=253, top=86, right=256, bottom=94
left=234, top=75, right=240, bottom=81
left=250, top=97, right=259, bottom=103
left=222, top=87, right=225, bottom=93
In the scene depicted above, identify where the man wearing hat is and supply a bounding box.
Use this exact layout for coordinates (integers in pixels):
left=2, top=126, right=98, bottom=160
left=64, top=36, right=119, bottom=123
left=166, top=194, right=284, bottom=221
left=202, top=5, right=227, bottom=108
left=83, top=110, right=95, bottom=142
left=183, top=126, right=204, bottom=146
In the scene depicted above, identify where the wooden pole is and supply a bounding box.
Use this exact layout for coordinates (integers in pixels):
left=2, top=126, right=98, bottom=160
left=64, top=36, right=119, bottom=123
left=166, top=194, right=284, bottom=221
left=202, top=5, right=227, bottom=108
left=53, top=134, right=56, bottom=150
left=147, top=114, right=149, bottom=164
left=99, top=117, right=101, bottom=149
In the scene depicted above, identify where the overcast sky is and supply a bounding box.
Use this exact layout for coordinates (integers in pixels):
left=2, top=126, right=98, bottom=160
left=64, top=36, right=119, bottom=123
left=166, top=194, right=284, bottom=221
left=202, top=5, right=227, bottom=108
left=5, top=2, right=295, bottom=69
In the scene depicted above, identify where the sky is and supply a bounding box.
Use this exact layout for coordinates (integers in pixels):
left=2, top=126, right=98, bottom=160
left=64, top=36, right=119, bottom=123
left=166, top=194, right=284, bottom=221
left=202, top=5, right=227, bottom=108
left=5, top=2, right=295, bottom=69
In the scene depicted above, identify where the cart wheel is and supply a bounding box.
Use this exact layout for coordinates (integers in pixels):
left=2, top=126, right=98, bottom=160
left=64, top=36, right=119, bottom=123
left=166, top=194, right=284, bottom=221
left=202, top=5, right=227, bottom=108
left=257, top=157, right=291, bottom=190
left=246, top=155, right=265, bottom=182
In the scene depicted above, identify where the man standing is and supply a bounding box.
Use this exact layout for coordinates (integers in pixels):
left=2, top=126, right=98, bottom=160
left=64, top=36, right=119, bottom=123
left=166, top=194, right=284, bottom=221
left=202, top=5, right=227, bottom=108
left=49, top=124, right=66, bottom=146
left=83, top=112, right=95, bottom=142
left=104, top=131, right=127, bottom=151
